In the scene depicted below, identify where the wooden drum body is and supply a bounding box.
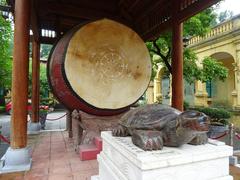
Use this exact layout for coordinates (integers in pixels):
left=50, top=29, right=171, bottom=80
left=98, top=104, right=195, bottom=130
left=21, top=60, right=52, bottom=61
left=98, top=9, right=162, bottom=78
left=48, top=19, right=151, bottom=116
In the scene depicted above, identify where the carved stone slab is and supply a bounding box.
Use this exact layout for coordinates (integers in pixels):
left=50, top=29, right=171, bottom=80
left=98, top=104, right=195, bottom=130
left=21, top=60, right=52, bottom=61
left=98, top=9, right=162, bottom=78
left=93, top=131, right=233, bottom=180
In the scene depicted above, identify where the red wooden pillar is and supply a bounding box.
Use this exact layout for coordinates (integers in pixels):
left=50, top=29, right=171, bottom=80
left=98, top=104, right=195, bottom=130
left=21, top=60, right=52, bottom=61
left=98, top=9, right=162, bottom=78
left=11, top=0, right=30, bottom=149
left=171, top=22, right=184, bottom=111
left=31, top=40, right=40, bottom=123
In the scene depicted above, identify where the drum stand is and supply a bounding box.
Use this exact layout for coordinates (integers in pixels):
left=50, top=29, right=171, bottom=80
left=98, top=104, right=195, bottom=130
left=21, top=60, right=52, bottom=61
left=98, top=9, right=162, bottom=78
left=69, top=110, right=128, bottom=160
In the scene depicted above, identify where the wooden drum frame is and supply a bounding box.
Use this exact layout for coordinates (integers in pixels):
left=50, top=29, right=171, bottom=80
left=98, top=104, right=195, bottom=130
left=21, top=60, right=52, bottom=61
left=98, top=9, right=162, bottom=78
left=47, top=19, right=151, bottom=116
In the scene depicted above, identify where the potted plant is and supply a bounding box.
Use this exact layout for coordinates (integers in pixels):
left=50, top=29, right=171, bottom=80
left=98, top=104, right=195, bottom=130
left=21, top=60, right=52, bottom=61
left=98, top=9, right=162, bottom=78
left=193, top=107, right=231, bottom=138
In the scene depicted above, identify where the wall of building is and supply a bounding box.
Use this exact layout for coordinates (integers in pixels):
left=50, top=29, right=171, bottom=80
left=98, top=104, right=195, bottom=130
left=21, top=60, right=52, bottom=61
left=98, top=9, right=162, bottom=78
left=188, top=15, right=240, bottom=109
left=210, top=58, right=235, bottom=107
left=148, top=15, right=240, bottom=109
left=145, top=81, right=154, bottom=104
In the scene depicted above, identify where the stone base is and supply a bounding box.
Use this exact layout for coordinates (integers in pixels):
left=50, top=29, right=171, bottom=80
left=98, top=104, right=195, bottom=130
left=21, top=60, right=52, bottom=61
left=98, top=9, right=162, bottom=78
left=79, top=137, right=102, bottom=161
left=91, top=175, right=100, bottom=180
left=0, top=147, right=32, bottom=174
left=229, top=156, right=238, bottom=165
left=28, top=122, right=40, bottom=134
left=233, top=105, right=240, bottom=111
left=94, top=131, right=233, bottom=180
left=72, top=110, right=127, bottom=153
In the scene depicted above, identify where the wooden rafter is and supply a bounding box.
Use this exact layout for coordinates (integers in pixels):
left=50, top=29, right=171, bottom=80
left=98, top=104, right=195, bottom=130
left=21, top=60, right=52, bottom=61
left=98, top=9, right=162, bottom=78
left=178, top=0, right=221, bottom=22
left=0, top=5, right=11, bottom=11
left=40, top=16, right=86, bottom=28
left=57, top=0, right=118, bottom=13
left=31, top=35, right=57, bottom=45
left=41, top=4, right=118, bottom=21
left=7, top=0, right=222, bottom=44
left=142, top=20, right=172, bottom=40
left=128, top=0, right=141, bottom=11
left=142, top=0, right=221, bottom=40
left=136, top=0, right=166, bottom=22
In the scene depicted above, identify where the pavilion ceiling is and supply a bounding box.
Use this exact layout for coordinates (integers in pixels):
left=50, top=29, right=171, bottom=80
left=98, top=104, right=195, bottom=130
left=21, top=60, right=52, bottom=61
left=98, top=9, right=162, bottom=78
left=5, top=0, right=221, bottom=44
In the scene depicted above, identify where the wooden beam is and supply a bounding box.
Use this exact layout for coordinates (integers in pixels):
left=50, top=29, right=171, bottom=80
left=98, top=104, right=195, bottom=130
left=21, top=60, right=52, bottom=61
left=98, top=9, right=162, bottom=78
left=30, top=35, right=55, bottom=45
left=171, top=23, right=183, bottom=111
left=178, top=0, right=221, bottom=23
left=118, top=0, right=125, bottom=6
left=40, top=16, right=86, bottom=28
left=57, top=0, right=117, bottom=13
left=5, top=0, right=15, bottom=19
left=136, top=0, right=166, bottom=23
left=142, top=20, right=172, bottom=41
left=11, top=0, right=30, bottom=149
left=37, top=36, right=57, bottom=44
left=171, top=0, right=183, bottom=111
left=141, top=0, right=221, bottom=40
left=128, top=0, right=141, bottom=11
left=119, top=7, right=133, bottom=22
left=39, top=15, right=132, bottom=38
left=30, top=0, right=40, bottom=41
left=31, top=39, right=40, bottom=123
left=0, top=5, right=11, bottom=11
left=44, top=4, right=118, bottom=21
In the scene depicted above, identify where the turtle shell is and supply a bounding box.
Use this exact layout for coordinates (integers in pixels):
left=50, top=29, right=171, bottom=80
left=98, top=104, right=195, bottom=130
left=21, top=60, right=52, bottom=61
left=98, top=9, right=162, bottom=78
left=120, top=104, right=181, bottom=130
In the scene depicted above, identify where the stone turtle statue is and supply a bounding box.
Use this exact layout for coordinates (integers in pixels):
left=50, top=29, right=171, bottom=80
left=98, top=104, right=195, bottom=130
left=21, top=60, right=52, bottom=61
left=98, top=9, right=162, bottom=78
left=112, top=104, right=210, bottom=151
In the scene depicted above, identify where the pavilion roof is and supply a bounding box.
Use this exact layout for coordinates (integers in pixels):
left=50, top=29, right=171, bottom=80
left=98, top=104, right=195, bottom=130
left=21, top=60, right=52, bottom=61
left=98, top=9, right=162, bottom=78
left=5, top=0, right=220, bottom=44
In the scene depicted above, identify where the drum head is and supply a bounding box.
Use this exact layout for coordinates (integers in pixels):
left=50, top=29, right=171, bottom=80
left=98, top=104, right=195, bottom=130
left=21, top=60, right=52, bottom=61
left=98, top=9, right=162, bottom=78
left=64, top=19, right=151, bottom=109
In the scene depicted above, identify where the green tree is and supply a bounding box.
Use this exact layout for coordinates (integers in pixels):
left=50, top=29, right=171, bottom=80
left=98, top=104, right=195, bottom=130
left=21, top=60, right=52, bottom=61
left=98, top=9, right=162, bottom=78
left=147, top=8, right=228, bottom=83
left=201, top=56, right=228, bottom=82
left=39, top=63, right=50, bottom=99
left=41, top=44, right=52, bottom=59
left=0, top=4, right=13, bottom=88
left=218, top=10, right=233, bottom=23
left=28, top=61, right=50, bottom=102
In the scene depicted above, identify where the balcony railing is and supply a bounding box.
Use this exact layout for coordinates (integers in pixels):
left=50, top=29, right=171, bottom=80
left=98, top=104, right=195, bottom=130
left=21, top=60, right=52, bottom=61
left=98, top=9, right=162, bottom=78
left=188, top=20, right=234, bottom=45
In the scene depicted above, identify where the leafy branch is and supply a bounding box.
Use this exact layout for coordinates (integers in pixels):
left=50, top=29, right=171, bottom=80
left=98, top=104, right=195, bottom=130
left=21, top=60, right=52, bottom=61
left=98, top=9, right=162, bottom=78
left=146, top=8, right=228, bottom=84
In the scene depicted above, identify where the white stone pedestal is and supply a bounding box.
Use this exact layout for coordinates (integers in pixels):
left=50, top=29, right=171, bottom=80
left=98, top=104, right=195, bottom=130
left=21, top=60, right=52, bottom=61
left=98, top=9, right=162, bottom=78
left=0, top=147, right=32, bottom=174
left=92, top=131, right=233, bottom=180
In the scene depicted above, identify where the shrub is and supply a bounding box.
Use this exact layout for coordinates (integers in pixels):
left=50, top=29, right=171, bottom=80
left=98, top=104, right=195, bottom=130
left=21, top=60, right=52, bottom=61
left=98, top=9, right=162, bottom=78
left=193, top=107, right=231, bottom=126
left=184, top=101, right=190, bottom=110
left=0, top=106, right=5, bottom=113
left=155, top=96, right=162, bottom=104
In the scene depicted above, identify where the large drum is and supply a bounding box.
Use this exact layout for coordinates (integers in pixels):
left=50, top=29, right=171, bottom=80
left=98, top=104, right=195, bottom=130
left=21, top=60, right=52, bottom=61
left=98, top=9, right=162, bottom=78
left=47, top=19, right=151, bottom=116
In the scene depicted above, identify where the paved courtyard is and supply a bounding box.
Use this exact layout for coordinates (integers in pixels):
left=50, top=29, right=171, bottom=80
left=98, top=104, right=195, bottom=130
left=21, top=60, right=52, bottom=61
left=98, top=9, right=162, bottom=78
left=0, top=111, right=98, bottom=179
left=0, top=131, right=98, bottom=180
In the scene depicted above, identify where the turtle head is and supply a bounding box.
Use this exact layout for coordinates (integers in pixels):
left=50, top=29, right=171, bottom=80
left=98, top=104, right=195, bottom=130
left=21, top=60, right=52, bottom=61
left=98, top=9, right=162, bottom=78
left=177, top=110, right=210, bottom=132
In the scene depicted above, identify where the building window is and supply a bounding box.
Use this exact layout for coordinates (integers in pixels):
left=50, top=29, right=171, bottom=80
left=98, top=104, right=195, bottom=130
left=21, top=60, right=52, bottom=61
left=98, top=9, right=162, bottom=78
left=206, top=81, right=212, bottom=98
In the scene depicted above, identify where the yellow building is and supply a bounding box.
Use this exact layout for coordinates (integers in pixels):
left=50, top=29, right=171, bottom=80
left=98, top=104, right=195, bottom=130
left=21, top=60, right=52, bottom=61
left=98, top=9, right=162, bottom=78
left=148, top=14, right=240, bottom=110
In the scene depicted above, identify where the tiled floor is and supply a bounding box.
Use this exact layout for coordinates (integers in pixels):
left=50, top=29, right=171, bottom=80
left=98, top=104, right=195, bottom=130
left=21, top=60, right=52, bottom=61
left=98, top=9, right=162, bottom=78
left=0, top=131, right=98, bottom=180
left=0, top=111, right=67, bottom=158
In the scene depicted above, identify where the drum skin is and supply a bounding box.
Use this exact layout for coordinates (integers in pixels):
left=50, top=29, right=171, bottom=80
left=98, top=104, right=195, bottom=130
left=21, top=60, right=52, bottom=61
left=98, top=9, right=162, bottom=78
left=47, top=19, right=152, bottom=116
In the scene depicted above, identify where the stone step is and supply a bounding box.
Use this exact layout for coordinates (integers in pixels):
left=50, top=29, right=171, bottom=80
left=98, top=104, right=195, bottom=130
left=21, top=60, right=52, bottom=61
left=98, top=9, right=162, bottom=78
left=79, top=137, right=102, bottom=161
left=94, top=137, right=102, bottom=150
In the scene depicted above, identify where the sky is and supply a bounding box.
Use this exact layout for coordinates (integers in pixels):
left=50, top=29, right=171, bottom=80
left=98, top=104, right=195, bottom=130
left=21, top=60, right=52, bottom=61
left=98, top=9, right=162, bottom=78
left=215, top=0, right=240, bottom=15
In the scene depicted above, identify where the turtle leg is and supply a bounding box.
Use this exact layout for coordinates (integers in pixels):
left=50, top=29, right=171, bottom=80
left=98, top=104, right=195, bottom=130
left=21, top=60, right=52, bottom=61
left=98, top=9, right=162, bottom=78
left=112, top=125, right=129, bottom=137
left=188, top=133, right=208, bottom=145
left=132, top=130, right=163, bottom=151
